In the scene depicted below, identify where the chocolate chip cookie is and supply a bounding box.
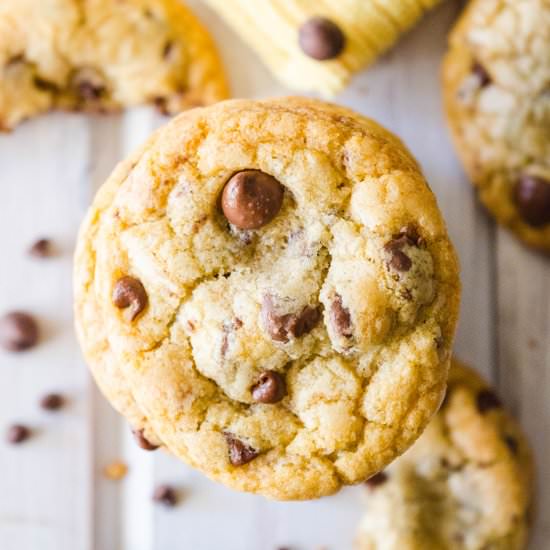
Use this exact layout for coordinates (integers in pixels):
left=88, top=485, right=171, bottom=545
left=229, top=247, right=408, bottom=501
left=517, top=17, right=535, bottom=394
left=357, top=359, right=534, bottom=549
left=74, top=97, right=460, bottom=500
left=0, top=0, right=228, bottom=131
left=443, top=0, right=550, bottom=251
left=204, top=0, right=442, bottom=96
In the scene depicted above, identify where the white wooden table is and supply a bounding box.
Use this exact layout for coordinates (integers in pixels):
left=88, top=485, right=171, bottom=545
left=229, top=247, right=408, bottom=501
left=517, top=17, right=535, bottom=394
left=0, top=2, right=548, bottom=549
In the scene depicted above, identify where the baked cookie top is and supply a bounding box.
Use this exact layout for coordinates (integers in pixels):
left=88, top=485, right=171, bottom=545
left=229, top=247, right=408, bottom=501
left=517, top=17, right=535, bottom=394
left=0, top=0, right=228, bottom=130
left=204, top=0, right=442, bottom=96
left=74, top=97, right=460, bottom=500
left=443, top=0, right=550, bottom=251
left=357, top=359, right=534, bottom=550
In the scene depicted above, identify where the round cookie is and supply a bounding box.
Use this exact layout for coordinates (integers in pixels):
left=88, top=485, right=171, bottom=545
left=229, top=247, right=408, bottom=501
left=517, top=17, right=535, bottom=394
left=443, top=0, right=550, bottom=251
left=357, top=359, right=534, bottom=549
left=0, top=0, right=228, bottom=131
left=74, top=97, right=460, bottom=500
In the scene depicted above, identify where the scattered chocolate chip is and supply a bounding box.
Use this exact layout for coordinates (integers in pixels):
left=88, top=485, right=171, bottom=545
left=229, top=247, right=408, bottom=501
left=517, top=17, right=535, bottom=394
left=0, top=311, right=39, bottom=352
left=514, top=174, right=550, bottom=227
left=329, top=294, right=352, bottom=338
left=472, top=61, right=491, bottom=88
left=112, top=276, right=148, bottom=321
left=153, top=485, right=178, bottom=507
left=384, top=228, right=421, bottom=273
left=504, top=435, right=519, bottom=455
left=28, top=238, right=53, bottom=258
left=33, top=76, right=58, bottom=92
left=224, top=433, right=259, bottom=466
left=365, top=471, right=388, bottom=488
left=40, top=393, right=64, bottom=411
left=72, top=69, right=106, bottom=102
left=476, top=389, right=502, bottom=413
left=78, top=80, right=105, bottom=101
left=162, top=41, right=174, bottom=59
left=388, top=249, right=412, bottom=272
left=298, top=17, right=345, bottom=60
left=221, top=170, right=284, bottom=230
left=6, top=424, right=31, bottom=444
left=153, top=96, right=170, bottom=116
left=251, top=371, right=286, bottom=404
left=261, top=296, right=321, bottom=343
left=132, top=428, right=159, bottom=451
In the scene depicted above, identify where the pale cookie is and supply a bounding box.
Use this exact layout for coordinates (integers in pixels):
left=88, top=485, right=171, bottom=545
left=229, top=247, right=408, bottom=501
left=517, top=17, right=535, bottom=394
left=74, top=97, right=460, bottom=500
left=0, top=0, right=228, bottom=131
left=204, top=0, right=442, bottom=96
left=357, top=359, right=534, bottom=550
left=443, top=0, right=550, bottom=251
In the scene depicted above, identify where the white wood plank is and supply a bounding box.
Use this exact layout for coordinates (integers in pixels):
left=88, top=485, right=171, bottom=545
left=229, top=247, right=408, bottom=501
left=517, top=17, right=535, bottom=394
left=495, top=231, right=550, bottom=549
left=0, top=113, right=92, bottom=550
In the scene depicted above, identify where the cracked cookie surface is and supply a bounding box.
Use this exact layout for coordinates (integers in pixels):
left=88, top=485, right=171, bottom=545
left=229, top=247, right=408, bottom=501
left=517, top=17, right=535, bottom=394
left=204, top=0, right=442, bottom=96
left=443, top=0, right=550, bottom=251
left=357, top=359, right=534, bottom=550
left=0, top=0, right=228, bottom=131
left=74, top=97, right=460, bottom=500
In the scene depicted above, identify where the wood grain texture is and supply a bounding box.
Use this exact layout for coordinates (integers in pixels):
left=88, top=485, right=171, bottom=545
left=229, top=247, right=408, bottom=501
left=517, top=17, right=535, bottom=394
left=0, top=1, right=546, bottom=548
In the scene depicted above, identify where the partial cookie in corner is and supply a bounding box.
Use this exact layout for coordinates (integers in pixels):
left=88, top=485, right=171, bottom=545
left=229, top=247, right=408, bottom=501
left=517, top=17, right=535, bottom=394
left=74, top=97, right=460, bottom=500
left=443, top=0, right=550, bottom=251
left=0, top=0, right=228, bottom=131
left=357, top=359, right=534, bottom=550
left=204, top=0, right=442, bottom=96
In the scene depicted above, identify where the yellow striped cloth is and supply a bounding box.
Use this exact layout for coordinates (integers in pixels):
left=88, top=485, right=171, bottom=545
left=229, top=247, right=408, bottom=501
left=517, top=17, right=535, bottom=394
left=205, top=0, right=442, bottom=95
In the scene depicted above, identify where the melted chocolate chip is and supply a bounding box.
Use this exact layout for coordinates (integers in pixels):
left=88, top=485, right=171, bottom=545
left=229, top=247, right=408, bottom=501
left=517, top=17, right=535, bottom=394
left=514, top=174, right=550, bottom=227
left=298, top=17, right=345, bottom=60
left=0, top=311, right=39, bottom=352
left=472, top=61, right=491, bottom=87
left=77, top=80, right=105, bottom=101
left=476, top=389, right=502, bottom=413
left=112, top=276, right=148, bottom=321
left=40, top=393, right=64, bottom=411
left=6, top=424, right=31, bottom=444
left=221, top=170, right=284, bottom=230
left=365, top=471, right=388, bottom=488
left=261, top=297, right=321, bottom=343
left=384, top=227, right=421, bottom=273
left=133, top=428, right=160, bottom=451
left=329, top=294, right=352, bottom=338
left=33, top=76, right=58, bottom=92
left=504, top=435, right=519, bottom=455
left=224, top=433, right=259, bottom=466
left=251, top=371, right=286, bottom=404
left=153, top=485, right=178, bottom=506
left=388, top=249, right=412, bottom=272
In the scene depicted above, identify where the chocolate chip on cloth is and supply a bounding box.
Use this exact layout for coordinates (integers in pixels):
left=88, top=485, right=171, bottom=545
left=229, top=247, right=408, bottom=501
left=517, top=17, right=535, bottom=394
left=0, top=311, right=39, bottom=352
left=357, top=359, right=534, bottom=550
left=443, top=0, right=550, bottom=251
left=6, top=424, right=31, bottom=445
left=0, top=0, right=228, bottom=131
left=74, top=97, right=460, bottom=500
left=153, top=484, right=179, bottom=507
left=298, top=17, right=345, bottom=61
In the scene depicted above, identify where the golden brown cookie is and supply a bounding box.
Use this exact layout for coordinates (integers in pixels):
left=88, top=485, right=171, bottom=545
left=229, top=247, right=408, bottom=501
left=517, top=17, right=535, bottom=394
left=443, top=0, right=550, bottom=251
left=74, top=97, right=460, bottom=500
left=357, top=359, right=534, bottom=549
left=0, top=0, right=228, bottom=130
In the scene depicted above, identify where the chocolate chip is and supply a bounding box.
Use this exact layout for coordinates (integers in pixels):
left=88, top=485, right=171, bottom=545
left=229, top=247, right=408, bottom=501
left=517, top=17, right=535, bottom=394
left=221, top=170, right=284, bottom=230
left=6, top=424, right=30, bottom=444
left=133, top=428, right=159, bottom=451
left=476, top=389, right=502, bottom=413
left=224, top=433, right=259, bottom=466
left=153, top=485, right=178, bottom=506
left=251, top=371, right=286, bottom=404
left=298, top=17, right=345, bottom=60
left=472, top=61, right=491, bottom=87
left=388, top=249, right=412, bottom=272
left=153, top=96, right=170, bottom=116
left=78, top=80, right=105, bottom=101
left=504, top=435, right=519, bottom=455
left=162, top=41, right=174, bottom=59
left=29, top=238, right=53, bottom=258
left=261, top=296, right=321, bottom=343
left=514, top=174, right=550, bottom=227
left=365, top=471, right=388, bottom=488
left=329, top=294, right=352, bottom=338
left=40, top=393, right=64, bottom=411
left=0, top=311, right=39, bottom=352
left=112, top=276, right=148, bottom=321
left=33, top=76, right=58, bottom=92
left=384, top=228, right=420, bottom=273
